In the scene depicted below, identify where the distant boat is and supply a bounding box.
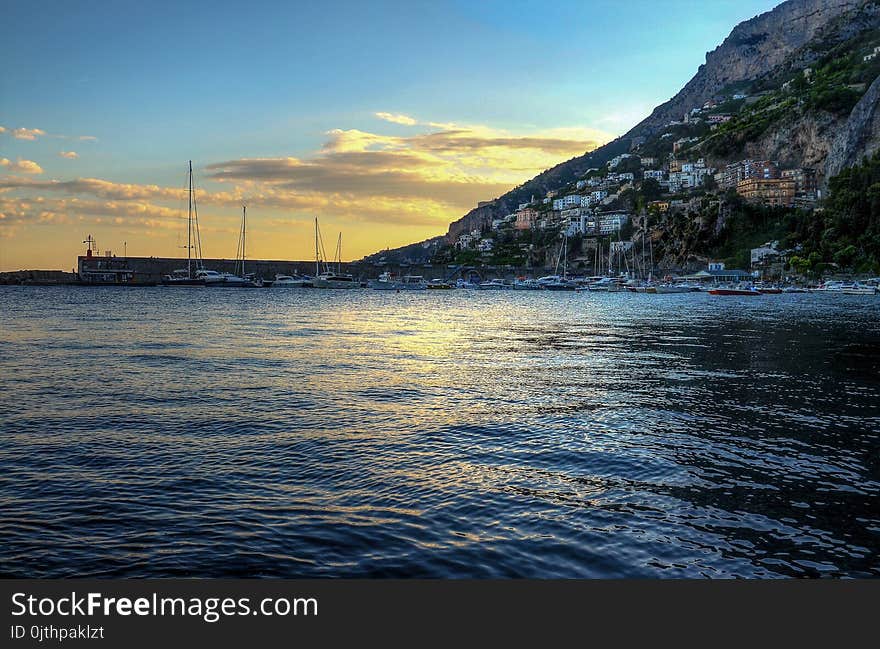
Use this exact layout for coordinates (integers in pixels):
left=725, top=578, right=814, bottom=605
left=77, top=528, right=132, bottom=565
left=369, top=272, right=427, bottom=290
left=205, top=204, right=260, bottom=288
left=312, top=218, right=359, bottom=289
left=654, top=285, right=690, bottom=294
left=162, top=161, right=212, bottom=286
left=512, top=278, right=541, bottom=290
left=273, top=274, right=312, bottom=288
left=477, top=278, right=510, bottom=290
left=313, top=271, right=358, bottom=289
left=709, top=286, right=761, bottom=296
left=426, top=279, right=453, bottom=290
left=842, top=284, right=877, bottom=295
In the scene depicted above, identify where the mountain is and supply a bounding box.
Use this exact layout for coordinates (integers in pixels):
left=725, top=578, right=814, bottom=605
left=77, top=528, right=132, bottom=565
left=362, top=0, right=880, bottom=264
left=631, top=0, right=864, bottom=137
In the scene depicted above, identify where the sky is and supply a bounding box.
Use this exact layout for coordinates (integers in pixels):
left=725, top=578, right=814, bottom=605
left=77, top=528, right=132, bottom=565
left=0, top=0, right=781, bottom=270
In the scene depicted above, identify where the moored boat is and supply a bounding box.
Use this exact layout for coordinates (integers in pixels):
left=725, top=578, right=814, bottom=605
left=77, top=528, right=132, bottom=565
left=477, top=278, right=510, bottom=290
left=842, top=284, right=877, bottom=295
left=313, top=271, right=358, bottom=289
left=273, top=274, right=312, bottom=288
left=369, top=272, right=427, bottom=290
left=709, top=286, right=762, bottom=296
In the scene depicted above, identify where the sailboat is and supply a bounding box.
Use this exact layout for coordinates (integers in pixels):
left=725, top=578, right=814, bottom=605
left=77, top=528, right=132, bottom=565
left=204, top=204, right=259, bottom=287
left=162, top=161, right=210, bottom=286
left=311, top=218, right=358, bottom=289
left=540, top=231, right=577, bottom=290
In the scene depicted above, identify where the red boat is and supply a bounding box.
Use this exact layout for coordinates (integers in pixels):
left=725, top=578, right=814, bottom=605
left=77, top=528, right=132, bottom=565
left=708, top=288, right=762, bottom=296
left=757, top=287, right=782, bottom=294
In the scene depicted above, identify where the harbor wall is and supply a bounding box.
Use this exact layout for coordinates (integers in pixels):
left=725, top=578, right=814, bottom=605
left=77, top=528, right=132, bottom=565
left=76, top=256, right=544, bottom=283
left=1, top=256, right=557, bottom=285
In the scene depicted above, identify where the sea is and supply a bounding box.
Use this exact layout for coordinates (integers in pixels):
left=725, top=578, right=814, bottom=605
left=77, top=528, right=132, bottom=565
left=0, top=285, right=878, bottom=577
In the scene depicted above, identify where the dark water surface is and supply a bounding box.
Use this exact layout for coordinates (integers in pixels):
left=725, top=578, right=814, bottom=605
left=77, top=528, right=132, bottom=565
left=1, top=286, right=878, bottom=577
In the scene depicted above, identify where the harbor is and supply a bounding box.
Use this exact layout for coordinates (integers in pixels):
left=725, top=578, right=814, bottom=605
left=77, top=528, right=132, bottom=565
left=3, top=245, right=877, bottom=295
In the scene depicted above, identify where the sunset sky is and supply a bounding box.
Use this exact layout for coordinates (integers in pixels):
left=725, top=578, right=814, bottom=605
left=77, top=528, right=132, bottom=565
left=0, top=0, right=779, bottom=271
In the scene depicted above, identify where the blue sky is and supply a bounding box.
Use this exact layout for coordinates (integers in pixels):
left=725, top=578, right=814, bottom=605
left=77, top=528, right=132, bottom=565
left=0, top=0, right=780, bottom=268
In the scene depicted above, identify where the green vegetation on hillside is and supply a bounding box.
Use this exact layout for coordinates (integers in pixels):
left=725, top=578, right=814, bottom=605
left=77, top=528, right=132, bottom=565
left=789, top=153, right=880, bottom=274
left=703, top=33, right=880, bottom=158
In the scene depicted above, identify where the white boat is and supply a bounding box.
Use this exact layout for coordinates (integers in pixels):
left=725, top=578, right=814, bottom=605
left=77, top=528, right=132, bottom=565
left=312, top=218, right=359, bottom=289
left=369, top=272, right=427, bottom=290
left=810, top=281, right=848, bottom=292
left=512, top=278, right=542, bottom=290
left=273, top=274, right=312, bottom=288
left=477, top=278, right=510, bottom=290
left=842, top=284, right=877, bottom=295
left=162, top=161, right=216, bottom=286
left=200, top=269, right=259, bottom=288
left=205, top=205, right=260, bottom=288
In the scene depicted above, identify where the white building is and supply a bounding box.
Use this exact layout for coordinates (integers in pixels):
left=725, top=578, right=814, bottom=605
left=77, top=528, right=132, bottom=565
left=595, top=212, right=630, bottom=235
left=590, top=190, right=608, bottom=202
left=478, top=238, right=495, bottom=252
left=609, top=153, right=634, bottom=169
left=644, top=169, right=665, bottom=181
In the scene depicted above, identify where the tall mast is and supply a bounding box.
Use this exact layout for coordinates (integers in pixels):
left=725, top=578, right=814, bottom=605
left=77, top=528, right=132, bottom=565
left=187, top=160, right=193, bottom=278
left=562, top=232, right=568, bottom=280
left=315, top=218, right=319, bottom=276
left=242, top=204, right=247, bottom=277
left=337, top=232, right=342, bottom=274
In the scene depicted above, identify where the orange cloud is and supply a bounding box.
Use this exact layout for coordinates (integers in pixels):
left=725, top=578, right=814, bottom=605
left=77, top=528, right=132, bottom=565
left=59, top=151, right=79, bottom=159
left=1, top=117, right=612, bottom=267
left=0, top=158, right=44, bottom=174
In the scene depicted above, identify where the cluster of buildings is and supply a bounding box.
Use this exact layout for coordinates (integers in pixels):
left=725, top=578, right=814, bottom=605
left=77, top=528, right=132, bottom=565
left=719, top=159, right=817, bottom=207
left=664, top=93, right=749, bottom=132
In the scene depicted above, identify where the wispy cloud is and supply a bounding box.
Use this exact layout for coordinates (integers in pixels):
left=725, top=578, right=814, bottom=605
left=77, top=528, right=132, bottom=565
left=58, top=151, right=79, bottom=159
left=1, top=116, right=612, bottom=259
left=0, top=126, right=97, bottom=142
left=0, top=158, right=44, bottom=174
left=10, top=128, right=46, bottom=141
left=207, top=122, right=608, bottom=209
left=374, top=112, right=418, bottom=126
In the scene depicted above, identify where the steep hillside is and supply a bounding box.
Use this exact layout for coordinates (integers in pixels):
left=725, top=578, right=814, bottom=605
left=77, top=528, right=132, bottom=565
left=633, top=0, right=863, bottom=136
left=363, top=0, right=879, bottom=263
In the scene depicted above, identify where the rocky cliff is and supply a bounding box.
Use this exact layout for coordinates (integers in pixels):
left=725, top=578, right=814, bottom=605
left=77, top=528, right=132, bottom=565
left=366, top=0, right=879, bottom=260
left=826, top=73, right=880, bottom=176
left=633, top=0, right=862, bottom=137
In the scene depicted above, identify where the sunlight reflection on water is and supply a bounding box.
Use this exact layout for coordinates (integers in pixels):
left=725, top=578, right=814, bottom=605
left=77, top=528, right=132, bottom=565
left=0, top=286, right=878, bottom=577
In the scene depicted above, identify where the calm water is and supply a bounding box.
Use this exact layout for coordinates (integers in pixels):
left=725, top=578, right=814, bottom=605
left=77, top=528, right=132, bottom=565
left=0, top=286, right=878, bottom=578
